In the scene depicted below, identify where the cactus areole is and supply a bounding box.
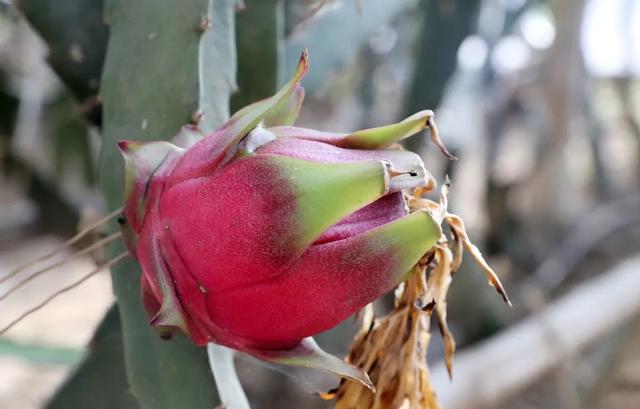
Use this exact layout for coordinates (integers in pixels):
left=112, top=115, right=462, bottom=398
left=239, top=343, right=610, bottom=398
left=117, top=51, right=444, bottom=386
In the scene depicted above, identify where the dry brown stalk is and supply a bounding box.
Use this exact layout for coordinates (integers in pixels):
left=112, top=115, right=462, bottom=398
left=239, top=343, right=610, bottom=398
left=331, top=180, right=509, bottom=408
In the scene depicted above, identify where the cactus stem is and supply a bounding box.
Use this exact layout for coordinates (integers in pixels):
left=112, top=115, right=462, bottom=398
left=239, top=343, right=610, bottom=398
left=100, top=1, right=237, bottom=405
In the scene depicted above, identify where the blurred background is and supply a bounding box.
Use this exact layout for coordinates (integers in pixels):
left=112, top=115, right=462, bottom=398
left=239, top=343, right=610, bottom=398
left=1, top=0, right=639, bottom=408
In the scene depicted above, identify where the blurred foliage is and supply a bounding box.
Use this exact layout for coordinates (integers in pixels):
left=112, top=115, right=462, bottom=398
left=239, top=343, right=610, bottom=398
left=17, top=0, right=108, bottom=125
left=47, top=94, right=95, bottom=185
left=284, top=0, right=416, bottom=93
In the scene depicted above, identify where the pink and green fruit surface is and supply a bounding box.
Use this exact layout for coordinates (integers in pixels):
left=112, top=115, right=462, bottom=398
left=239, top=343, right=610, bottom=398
left=118, top=51, right=442, bottom=386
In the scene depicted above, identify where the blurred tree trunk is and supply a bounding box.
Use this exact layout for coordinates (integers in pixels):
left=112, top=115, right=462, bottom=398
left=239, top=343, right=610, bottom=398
left=449, top=1, right=538, bottom=344
left=521, top=0, right=587, bottom=230
left=404, top=0, right=480, bottom=153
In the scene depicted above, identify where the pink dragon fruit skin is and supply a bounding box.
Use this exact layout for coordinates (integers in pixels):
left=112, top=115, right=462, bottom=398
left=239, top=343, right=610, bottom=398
left=118, top=51, right=442, bottom=386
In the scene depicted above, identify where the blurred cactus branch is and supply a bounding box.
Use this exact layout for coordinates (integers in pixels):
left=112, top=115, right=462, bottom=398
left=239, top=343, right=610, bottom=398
left=15, top=0, right=109, bottom=125
left=527, top=192, right=640, bottom=295
left=2, top=151, right=80, bottom=239
left=611, top=76, right=640, bottom=183
left=478, top=0, right=541, bottom=266
left=232, top=0, right=283, bottom=111
left=284, top=0, right=416, bottom=93
left=404, top=0, right=481, bottom=154
left=579, top=77, right=612, bottom=200
left=522, top=0, right=587, bottom=224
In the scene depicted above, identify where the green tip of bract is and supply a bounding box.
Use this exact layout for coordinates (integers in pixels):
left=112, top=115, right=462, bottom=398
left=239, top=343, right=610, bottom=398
left=248, top=337, right=374, bottom=391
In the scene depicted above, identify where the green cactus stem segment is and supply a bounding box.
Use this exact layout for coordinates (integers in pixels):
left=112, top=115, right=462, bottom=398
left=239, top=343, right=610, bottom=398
left=100, top=1, right=237, bottom=407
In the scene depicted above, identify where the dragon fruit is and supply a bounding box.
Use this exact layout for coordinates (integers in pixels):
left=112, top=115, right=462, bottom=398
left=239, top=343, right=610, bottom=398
left=117, top=51, right=445, bottom=386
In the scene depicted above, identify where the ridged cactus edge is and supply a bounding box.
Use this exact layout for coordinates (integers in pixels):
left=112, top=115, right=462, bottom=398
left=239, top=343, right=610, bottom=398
left=99, top=1, right=236, bottom=408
